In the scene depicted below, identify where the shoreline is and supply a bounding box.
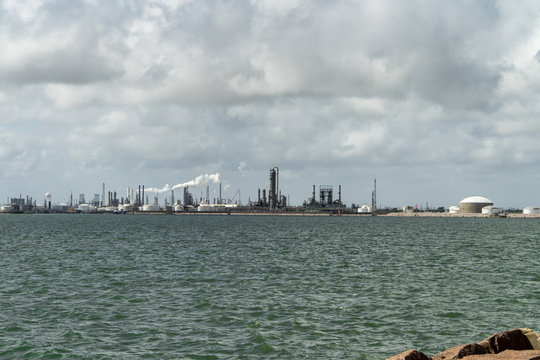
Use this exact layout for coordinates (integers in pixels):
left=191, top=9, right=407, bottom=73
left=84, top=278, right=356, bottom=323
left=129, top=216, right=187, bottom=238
left=2, top=210, right=540, bottom=218
left=379, top=212, right=540, bottom=218
left=388, top=328, right=540, bottom=360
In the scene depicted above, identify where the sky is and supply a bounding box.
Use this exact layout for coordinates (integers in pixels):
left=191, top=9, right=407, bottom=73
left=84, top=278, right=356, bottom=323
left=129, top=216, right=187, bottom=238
left=2, top=0, right=540, bottom=209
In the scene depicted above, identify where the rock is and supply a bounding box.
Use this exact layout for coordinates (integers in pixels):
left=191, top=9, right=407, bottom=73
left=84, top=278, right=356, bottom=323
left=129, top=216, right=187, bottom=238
left=460, top=350, right=540, bottom=359
left=479, top=329, right=534, bottom=354
left=432, top=343, right=488, bottom=359
left=386, top=349, right=431, bottom=360
left=522, top=328, right=540, bottom=350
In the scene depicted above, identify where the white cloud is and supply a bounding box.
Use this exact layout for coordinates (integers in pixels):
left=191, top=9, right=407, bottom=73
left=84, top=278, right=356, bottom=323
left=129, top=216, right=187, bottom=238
left=3, top=0, right=540, bottom=207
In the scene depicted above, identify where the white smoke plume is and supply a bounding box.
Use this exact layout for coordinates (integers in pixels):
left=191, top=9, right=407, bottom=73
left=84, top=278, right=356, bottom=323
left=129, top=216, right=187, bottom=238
left=144, top=184, right=171, bottom=194
left=172, top=173, right=220, bottom=190
left=145, top=173, right=221, bottom=193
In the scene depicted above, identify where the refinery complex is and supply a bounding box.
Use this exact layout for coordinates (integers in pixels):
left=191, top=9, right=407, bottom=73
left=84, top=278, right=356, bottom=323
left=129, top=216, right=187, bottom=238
left=1, top=166, right=373, bottom=215
left=2, top=166, right=539, bottom=216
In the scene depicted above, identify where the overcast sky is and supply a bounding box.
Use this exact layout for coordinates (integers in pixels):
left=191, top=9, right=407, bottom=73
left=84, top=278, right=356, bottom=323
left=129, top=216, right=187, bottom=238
left=2, top=0, right=540, bottom=208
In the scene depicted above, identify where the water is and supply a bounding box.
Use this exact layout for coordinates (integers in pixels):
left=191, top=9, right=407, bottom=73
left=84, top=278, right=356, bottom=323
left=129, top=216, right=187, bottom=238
left=0, top=214, right=538, bottom=359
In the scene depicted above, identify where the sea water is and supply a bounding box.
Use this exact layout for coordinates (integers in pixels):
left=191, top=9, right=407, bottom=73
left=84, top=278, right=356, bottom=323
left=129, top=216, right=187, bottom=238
left=0, top=214, right=538, bottom=359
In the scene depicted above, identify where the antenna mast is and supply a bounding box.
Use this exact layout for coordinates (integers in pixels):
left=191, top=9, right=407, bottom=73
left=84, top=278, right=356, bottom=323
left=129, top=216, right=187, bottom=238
left=371, top=178, right=377, bottom=211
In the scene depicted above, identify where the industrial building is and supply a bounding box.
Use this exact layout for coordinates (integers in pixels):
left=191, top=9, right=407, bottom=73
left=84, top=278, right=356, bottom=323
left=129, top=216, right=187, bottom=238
left=252, top=167, right=287, bottom=210
left=459, top=196, right=494, bottom=213
left=303, top=184, right=345, bottom=210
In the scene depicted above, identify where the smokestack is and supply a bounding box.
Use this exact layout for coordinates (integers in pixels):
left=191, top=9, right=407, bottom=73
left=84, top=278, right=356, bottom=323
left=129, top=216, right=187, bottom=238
left=142, top=185, right=145, bottom=205
left=339, top=185, right=342, bottom=203
left=219, top=183, right=222, bottom=204
left=258, top=189, right=261, bottom=204
left=312, top=185, right=315, bottom=204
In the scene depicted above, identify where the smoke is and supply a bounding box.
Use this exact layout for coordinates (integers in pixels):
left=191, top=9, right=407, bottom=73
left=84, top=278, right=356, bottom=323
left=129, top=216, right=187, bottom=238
left=172, top=173, right=220, bottom=190
left=238, top=161, right=248, bottom=177
left=145, top=184, right=171, bottom=194
left=145, top=173, right=221, bottom=193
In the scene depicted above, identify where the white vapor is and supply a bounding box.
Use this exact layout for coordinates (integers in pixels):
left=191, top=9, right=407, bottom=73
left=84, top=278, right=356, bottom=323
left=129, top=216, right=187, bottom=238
left=172, top=173, right=221, bottom=190
left=146, top=174, right=221, bottom=193
left=145, top=184, right=172, bottom=194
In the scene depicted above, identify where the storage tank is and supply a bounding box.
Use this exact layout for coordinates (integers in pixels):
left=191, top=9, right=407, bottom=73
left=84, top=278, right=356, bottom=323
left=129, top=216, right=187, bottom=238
left=119, top=204, right=133, bottom=212
left=523, top=206, right=540, bottom=215
left=448, top=205, right=460, bottom=214
left=198, top=204, right=219, bottom=212
left=459, top=196, right=493, bottom=213
left=358, top=204, right=372, bottom=213
left=142, top=204, right=160, bottom=212
left=78, top=204, right=90, bottom=213
left=482, top=206, right=503, bottom=215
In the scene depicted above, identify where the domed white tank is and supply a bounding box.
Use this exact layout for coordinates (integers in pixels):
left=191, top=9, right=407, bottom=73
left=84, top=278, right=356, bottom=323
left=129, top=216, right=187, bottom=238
left=459, top=196, right=493, bottom=213
left=358, top=204, right=372, bottom=213
left=119, top=204, right=133, bottom=212
left=78, top=204, right=90, bottom=212
left=448, top=205, right=460, bottom=214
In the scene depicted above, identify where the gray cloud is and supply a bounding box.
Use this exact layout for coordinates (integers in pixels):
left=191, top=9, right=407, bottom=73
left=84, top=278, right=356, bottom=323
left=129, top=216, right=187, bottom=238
left=1, top=0, right=540, bottom=207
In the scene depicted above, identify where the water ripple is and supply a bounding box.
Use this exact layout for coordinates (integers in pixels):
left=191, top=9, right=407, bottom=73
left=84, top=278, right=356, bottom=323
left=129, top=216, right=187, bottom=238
left=0, top=215, right=538, bottom=358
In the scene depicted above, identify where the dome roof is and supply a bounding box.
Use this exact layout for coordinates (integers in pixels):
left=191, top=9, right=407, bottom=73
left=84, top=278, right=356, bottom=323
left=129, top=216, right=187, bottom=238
left=460, top=196, right=493, bottom=204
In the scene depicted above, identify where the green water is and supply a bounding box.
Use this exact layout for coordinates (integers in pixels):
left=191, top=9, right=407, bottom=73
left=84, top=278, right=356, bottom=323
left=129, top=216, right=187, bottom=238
left=0, top=214, right=538, bottom=359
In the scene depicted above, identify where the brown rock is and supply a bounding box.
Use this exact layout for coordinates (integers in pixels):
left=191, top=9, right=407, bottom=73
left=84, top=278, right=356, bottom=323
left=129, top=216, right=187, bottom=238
left=460, top=349, right=540, bottom=359
left=432, top=343, right=488, bottom=359
left=386, top=349, right=431, bottom=360
left=479, top=329, right=534, bottom=354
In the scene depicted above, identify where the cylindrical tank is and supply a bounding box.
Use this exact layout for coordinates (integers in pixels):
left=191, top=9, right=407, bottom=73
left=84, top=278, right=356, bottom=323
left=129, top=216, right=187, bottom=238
left=142, top=204, right=160, bottom=212
left=78, top=204, right=90, bottom=213
left=120, top=204, right=133, bottom=212
left=459, top=196, right=493, bottom=213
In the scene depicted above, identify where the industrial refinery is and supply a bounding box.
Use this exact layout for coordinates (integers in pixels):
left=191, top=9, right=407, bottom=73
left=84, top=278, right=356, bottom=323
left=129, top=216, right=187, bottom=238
left=1, top=166, right=537, bottom=216
left=0, top=166, right=378, bottom=215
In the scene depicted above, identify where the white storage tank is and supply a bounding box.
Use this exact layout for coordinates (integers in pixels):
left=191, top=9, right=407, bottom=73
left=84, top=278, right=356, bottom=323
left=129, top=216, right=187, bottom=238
left=358, top=204, right=372, bottom=213
left=482, top=206, right=503, bottom=215
left=142, top=204, right=160, bottom=212
left=448, top=205, right=460, bottom=214
left=459, top=196, right=493, bottom=213
left=523, top=206, right=540, bottom=215
left=78, top=204, right=90, bottom=213
left=119, top=204, right=133, bottom=212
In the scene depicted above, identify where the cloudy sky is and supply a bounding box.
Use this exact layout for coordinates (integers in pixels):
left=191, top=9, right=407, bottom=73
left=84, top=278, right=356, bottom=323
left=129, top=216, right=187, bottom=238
left=2, top=0, right=540, bottom=208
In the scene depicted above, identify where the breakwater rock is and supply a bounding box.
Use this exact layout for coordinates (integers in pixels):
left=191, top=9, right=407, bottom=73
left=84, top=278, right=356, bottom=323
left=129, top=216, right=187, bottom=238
left=387, top=328, right=540, bottom=360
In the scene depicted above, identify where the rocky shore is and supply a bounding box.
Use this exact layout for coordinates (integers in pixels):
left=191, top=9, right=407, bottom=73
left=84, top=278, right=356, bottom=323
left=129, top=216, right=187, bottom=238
left=381, top=212, right=540, bottom=218
left=387, top=328, right=540, bottom=360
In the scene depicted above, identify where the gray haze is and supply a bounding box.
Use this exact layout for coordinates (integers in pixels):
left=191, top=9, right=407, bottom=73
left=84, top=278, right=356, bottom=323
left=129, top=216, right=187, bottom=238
left=2, top=0, right=540, bottom=208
